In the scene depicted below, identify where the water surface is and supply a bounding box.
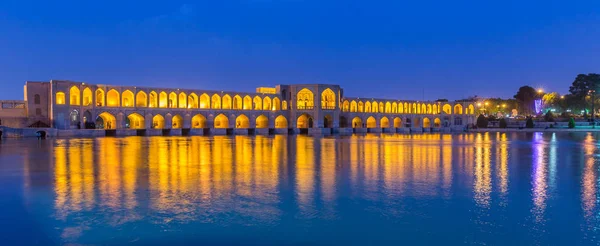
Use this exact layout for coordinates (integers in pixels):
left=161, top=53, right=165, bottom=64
left=1, top=133, right=599, bottom=245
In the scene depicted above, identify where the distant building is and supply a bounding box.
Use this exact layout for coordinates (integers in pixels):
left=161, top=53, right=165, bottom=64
left=0, top=80, right=476, bottom=135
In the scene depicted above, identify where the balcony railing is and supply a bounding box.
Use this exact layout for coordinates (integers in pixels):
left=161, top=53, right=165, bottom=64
left=297, top=106, right=314, bottom=110
left=321, top=106, right=336, bottom=110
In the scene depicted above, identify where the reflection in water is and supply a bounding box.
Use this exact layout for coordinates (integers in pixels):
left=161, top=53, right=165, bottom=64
left=29, top=133, right=600, bottom=244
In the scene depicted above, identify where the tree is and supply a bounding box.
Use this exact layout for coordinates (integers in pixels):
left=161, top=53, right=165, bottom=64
left=542, top=92, right=560, bottom=111
left=514, top=86, right=537, bottom=115
left=526, top=117, right=534, bottom=128
left=476, top=114, right=488, bottom=128
left=544, top=111, right=554, bottom=122
left=499, top=118, right=507, bottom=128
left=568, top=118, right=576, bottom=128
left=569, top=73, right=600, bottom=98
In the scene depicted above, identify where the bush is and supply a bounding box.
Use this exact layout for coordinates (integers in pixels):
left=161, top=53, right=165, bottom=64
left=568, top=118, right=576, bottom=128
left=526, top=117, right=534, bottom=128
left=544, top=111, right=554, bottom=122
left=499, top=118, right=507, bottom=128
left=476, top=114, right=488, bottom=128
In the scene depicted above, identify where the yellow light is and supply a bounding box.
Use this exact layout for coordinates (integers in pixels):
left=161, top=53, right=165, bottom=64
left=484, top=102, right=488, bottom=106
left=538, top=89, right=543, bottom=93
left=561, top=96, right=565, bottom=99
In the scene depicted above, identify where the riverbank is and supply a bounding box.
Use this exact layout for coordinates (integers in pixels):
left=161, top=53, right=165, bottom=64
left=469, top=127, right=600, bottom=133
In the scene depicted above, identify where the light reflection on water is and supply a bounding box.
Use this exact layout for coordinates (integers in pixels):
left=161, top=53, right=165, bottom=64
left=3, top=133, right=600, bottom=244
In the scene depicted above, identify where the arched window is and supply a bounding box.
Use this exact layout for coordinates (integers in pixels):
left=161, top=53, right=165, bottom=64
left=282, top=100, right=288, bottom=110
left=297, top=88, right=314, bottom=109
left=95, top=89, right=105, bottom=106
left=122, top=90, right=134, bottom=107
left=222, top=94, right=232, bottom=109
left=253, top=96, right=262, bottom=110
left=55, top=92, right=65, bottom=105
left=136, top=91, right=147, bottom=107
left=200, top=93, right=210, bottom=109
left=188, top=93, right=199, bottom=108
left=149, top=91, right=158, bottom=107
left=211, top=94, right=221, bottom=109
left=233, top=95, right=242, bottom=110
left=350, top=101, right=357, bottom=112
left=273, top=97, right=281, bottom=110
left=178, top=92, right=187, bottom=108
left=106, top=89, right=119, bottom=107
left=358, top=101, right=364, bottom=112
left=168, top=92, right=177, bottom=108
left=454, top=104, right=463, bottom=114
left=263, top=96, right=271, bottom=110
left=82, top=88, right=92, bottom=106
left=69, top=86, right=80, bottom=105
left=243, top=96, right=252, bottom=110
left=342, top=100, right=350, bottom=112
left=159, top=92, right=168, bottom=108
left=321, top=88, right=335, bottom=109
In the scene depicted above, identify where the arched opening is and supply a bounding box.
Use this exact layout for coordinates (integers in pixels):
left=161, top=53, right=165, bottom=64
left=398, top=102, right=404, bottom=113
left=433, top=104, right=438, bottom=114
left=200, top=93, right=210, bottom=109
left=83, top=110, right=92, bottom=127
left=106, top=89, right=120, bottom=107
left=34, top=94, right=41, bottom=104
left=391, top=102, right=397, bottom=113
left=211, top=94, right=221, bottom=109
left=323, top=114, right=333, bottom=128
left=352, top=117, right=363, bottom=128
left=454, top=104, right=463, bottom=114
left=380, top=117, right=390, bottom=128
left=443, top=104, right=452, bottom=114
left=385, top=102, right=391, bottom=113
left=95, top=89, right=105, bottom=106
left=297, top=88, right=314, bottom=109
left=272, top=97, right=281, bottom=110
left=122, top=90, right=134, bottom=107
left=214, top=114, right=229, bottom=128
left=188, top=93, right=199, bottom=108
left=169, top=92, right=177, bottom=108
left=321, top=88, right=335, bottom=109
left=70, top=109, right=80, bottom=127
left=427, top=104, right=432, bottom=114
left=405, top=118, right=411, bottom=128
left=96, top=112, right=116, bottom=129
left=253, top=96, right=262, bottom=110
left=233, top=95, right=242, bottom=110
left=82, top=88, right=92, bottom=106
left=263, top=96, right=272, bottom=111
left=394, top=117, right=402, bottom=128
left=222, top=94, right=232, bottom=109
left=372, top=102, right=378, bottom=113
left=421, top=104, right=426, bottom=114
left=350, top=101, right=357, bottom=112
left=434, top=118, right=441, bottom=128
left=365, top=102, right=371, bottom=113
left=413, top=118, right=421, bottom=128
left=152, top=114, right=165, bottom=129
left=136, top=91, right=147, bottom=107
left=468, top=104, right=475, bottom=114
left=172, top=114, right=183, bottom=129
left=149, top=91, right=158, bottom=107
left=191, top=114, right=207, bottom=128
left=297, top=114, right=313, bottom=128
left=243, top=96, right=252, bottom=110
left=275, top=115, right=288, bottom=128
left=178, top=92, right=187, bottom=108
left=366, top=116, right=377, bottom=128
left=55, top=92, right=66, bottom=105
left=358, top=101, right=364, bottom=112
left=379, top=102, right=384, bottom=113
left=159, top=92, right=168, bottom=108
left=423, top=117, right=431, bottom=128
left=255, top=115, right=268, bottom=128
left=69, top=86, right=80, bottom=105
left=339, top=116, right=348, bottom=128
left=282, top=101, right=288, bottom=110
left=127, top=113, right=145, bottom=129
left=342, top=100, right=350, bottom=112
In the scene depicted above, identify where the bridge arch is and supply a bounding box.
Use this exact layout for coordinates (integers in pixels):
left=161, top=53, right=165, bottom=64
left=297, top=113, right=313, bottom=128
left=352, top=117, right=363, bottom=128
left=381, top=116, right=390, bottom=128
left=191, top=114, right=207, bottom=128
left=96, top=112, right=116, bottom=129
left=236, top=114, right=250, bottom=128
left=127, top=113, right=145, bottom=129
left=214, top=114, right=229, bottom=128
left=255, top=114, right=269, bottom=128
left=394, top=117, right=402, bottom=128
left=172, top=114, right=183, bottom=129
left=275, top=115, right=288, bottom=128
left=423, top=117, right=431, bottom=128
left=366, top=116, right=377, bottom=128
left=152, top=114, right=165, bottom=129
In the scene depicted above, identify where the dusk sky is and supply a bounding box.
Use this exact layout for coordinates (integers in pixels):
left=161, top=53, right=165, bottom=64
left=1, top=0, right=599, bottom=100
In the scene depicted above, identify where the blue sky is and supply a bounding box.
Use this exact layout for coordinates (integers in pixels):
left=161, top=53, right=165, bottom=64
left=0, top=0, right=599, bottom=100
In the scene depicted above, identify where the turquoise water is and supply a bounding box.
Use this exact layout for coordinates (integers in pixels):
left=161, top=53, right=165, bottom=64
left=1, top=133, right=599, bottom=245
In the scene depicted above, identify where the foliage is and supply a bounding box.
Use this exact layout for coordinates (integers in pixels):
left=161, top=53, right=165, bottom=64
left=513, top=86, right=537, bottom=115
left=568, top=118, right=576, bottom=128
left=544, top=111, right=554, bottom=122
left=542, top=92, right=560, bottom=111
left=569, top=73, right=600, bottom=97
left=499, top=118, right=507, bottom=128
left=476, top=114, right=488, bottom=128
left=525, top=117, right=534, bottom=128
